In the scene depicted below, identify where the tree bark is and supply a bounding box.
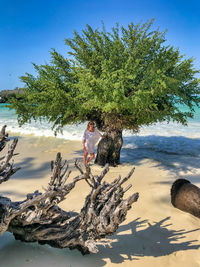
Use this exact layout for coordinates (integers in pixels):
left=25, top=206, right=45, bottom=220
left=95, top=129, right=123, bottom=166
left=0, top=126, right=139, bottom=254
left=171, top=179, right=200, bottom=218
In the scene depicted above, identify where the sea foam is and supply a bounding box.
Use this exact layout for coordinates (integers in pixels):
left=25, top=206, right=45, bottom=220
left=1, top=104, right=200, bottom=157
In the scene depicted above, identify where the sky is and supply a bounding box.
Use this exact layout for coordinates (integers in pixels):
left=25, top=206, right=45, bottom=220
left=0, top=0, right=200, bottom=90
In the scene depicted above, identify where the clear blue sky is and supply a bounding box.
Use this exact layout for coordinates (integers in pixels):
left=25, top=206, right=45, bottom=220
left=0, top=0, right=200, bottom=90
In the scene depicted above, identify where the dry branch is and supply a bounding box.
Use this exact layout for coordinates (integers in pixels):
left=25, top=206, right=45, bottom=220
left=0, top=125, right=9, bottom=152
left=0, top=126, right=20, bottom=185
left=0, top=126, right=139, bottom=254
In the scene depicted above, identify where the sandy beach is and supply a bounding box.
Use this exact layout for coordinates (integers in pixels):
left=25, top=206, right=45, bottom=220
left=0, top=133, right=200, bottom=267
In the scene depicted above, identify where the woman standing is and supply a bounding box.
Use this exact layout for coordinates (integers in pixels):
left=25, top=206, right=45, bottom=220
left=82, top=121, right=104, bottom=165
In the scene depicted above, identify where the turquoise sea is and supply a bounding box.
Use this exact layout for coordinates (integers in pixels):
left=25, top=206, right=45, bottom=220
left=1, top=103, right=200, bottom=158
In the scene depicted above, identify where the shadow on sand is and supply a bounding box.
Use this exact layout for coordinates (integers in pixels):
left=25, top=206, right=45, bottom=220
left=71, top=135, right=200, bottom=179
left=0, top=217, right=199, bottom=267
left=0, top=134, right=200, bottom=266
left=3, top=134, right=200, bottom=183
left=121, top=135, right=200, bottom=172
left=96, top=216, right=200, bottom=263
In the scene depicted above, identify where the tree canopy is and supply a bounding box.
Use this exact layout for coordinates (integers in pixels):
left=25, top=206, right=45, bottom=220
left=10, top=19, right=200, bottom=133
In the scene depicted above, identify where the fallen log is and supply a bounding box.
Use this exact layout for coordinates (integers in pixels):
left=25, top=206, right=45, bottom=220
left=171, top=179, right=200, bottom=219
left=0, top=126, right=139, bottom=254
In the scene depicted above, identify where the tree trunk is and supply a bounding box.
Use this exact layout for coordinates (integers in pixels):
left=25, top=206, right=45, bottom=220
left=171, top=179, right=200, bottom=218
left=95, top=129, right=123, bottom=166
left=0, top=125, right=139, bottom=254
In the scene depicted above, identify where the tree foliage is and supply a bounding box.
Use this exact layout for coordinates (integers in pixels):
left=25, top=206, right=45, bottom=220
left=10, top=19, right=200, bottom=132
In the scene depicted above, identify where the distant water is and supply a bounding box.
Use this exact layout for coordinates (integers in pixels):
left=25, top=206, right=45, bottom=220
left=1, top=103, right=200, bottom=158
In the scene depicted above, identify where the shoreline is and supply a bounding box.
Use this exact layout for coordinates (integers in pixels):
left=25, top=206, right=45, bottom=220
left=0, top=133, right=200, bottom=266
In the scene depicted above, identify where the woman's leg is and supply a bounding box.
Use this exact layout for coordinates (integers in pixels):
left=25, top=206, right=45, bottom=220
left=83, top=150, right=88, bottom=166
left=87, top=153, right=95, bottom=164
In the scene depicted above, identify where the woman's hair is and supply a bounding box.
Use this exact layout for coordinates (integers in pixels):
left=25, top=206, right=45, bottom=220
left=87, top=121, right=95, bottom=130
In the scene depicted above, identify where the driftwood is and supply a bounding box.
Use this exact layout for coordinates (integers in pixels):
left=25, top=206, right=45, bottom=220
left=171, top=179, right=200, bottom=219
left=0, top=125, right=139, bottom=254
left=0, top=126, right=20, bottom=185
left=0, top=125, right=9, bottom=152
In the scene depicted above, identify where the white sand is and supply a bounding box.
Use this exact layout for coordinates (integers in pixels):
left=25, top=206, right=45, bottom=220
left=0, top=134, right=200, bottom=267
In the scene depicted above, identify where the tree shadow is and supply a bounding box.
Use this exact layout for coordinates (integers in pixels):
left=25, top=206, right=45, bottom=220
left=73, top=135, right=200, bottom=168
left=12, top=157, right=51, bottom=180
left=0, top=217, right=199, bottom=266
left=0, top=135, right=52, bottom=181
left=153, top=173, right=200, bottom=186
left=0, top=189, right=26, bottom=199
left=95, top=216, right=200, bottom=264
left=0, top=232, right=107, bottom=267
left=72, top=135, right=200, bottom=182
left=119, top=135, right=200, bottom=177
left=7, top=134, right=200, bottom=182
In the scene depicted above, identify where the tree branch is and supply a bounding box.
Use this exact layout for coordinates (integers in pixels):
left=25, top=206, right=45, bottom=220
left=0, top=125, right=9, bottom=152
left=0, top=132, right=20, bottom=185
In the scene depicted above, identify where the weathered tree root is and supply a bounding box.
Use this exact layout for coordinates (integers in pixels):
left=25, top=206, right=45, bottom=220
left=171, top=179, right=200, bottom=219
left=0, top=125, right=9, bottom=152
left=0, top=126, right=20, bottom=185
left=0, top=126, right=139, bottom=254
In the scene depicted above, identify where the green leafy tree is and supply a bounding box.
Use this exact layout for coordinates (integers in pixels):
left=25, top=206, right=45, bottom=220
left=10, top=19, right=200, bottom=165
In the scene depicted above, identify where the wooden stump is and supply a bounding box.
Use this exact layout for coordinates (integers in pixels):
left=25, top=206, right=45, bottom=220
left=171, top=179, right=200, bottom=219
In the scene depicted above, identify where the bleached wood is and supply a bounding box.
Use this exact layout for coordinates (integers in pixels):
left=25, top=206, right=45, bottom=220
left=0, top=126, right=139, bottom=254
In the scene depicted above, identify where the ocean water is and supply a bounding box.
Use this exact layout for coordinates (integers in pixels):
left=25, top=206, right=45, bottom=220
left=1, top=103, right=200, bottom=158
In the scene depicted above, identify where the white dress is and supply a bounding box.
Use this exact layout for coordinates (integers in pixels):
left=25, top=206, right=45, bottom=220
left=82, top=129, right=101, bottom=153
